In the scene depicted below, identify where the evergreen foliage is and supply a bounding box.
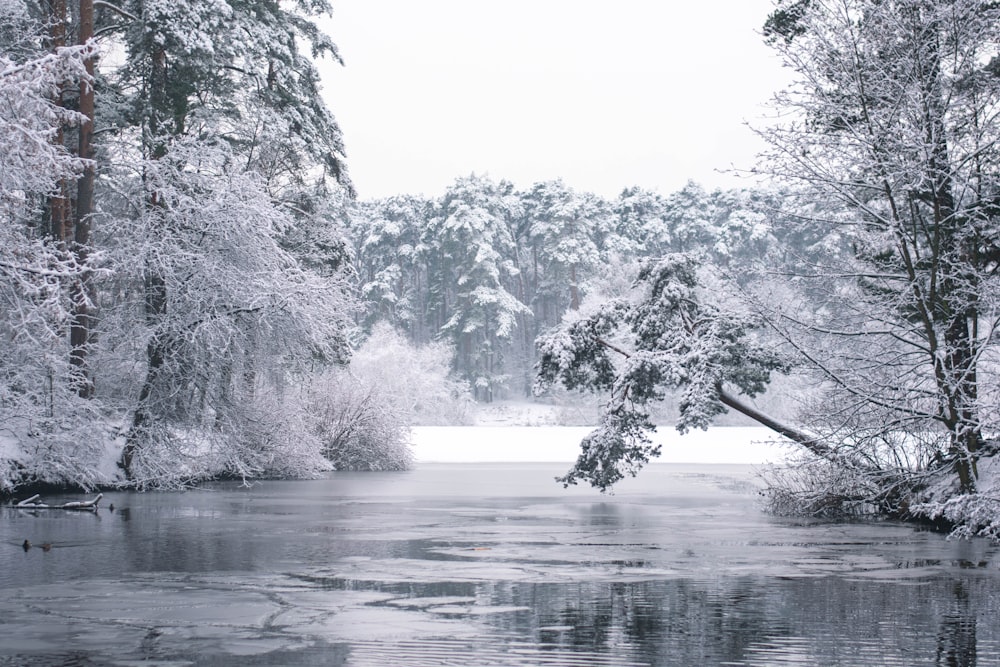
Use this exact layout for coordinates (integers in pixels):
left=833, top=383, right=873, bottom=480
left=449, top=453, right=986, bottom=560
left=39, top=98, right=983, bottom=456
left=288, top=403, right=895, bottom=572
left=535, top=254, right=789, bottom=490
left=346, top=176, right=781, bottom=402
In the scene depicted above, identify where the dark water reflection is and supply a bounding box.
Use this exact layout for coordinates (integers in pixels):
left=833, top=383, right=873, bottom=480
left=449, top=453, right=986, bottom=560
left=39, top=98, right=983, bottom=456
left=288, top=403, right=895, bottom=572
left=1, top=463, right=999, bottom=666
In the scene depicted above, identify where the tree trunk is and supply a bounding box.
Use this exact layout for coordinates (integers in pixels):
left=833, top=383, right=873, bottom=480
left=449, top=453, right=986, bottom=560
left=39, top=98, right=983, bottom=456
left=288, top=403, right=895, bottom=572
left=69, top=0, right=96, bottom=398
left=716, top=386, right=829, bottom=459
left=123, top=43, right=171, bottom=479
left=569, top=264, right=580, bottom=311
left=915, top=8, right=981, bottom=493
left=121, top=326, right=167, bottom=477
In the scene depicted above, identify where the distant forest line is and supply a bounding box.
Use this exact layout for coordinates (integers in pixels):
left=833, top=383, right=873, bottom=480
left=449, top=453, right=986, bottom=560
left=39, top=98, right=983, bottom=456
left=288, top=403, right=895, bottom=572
left=346, top=177, right=806, bottom=408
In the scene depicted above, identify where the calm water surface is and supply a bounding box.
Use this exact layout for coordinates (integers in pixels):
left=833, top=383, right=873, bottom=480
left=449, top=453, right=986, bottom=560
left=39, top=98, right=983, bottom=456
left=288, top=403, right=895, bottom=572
left=1, top=462, right=998, bottom=666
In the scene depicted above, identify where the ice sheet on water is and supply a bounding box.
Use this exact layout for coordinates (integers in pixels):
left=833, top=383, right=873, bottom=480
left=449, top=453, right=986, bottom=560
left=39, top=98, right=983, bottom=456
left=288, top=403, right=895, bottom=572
left=292, top=605, right=480, bottom=641
left=385, top=595, right=478, bottom=608
left=4, top=465, right=1000, bottom=666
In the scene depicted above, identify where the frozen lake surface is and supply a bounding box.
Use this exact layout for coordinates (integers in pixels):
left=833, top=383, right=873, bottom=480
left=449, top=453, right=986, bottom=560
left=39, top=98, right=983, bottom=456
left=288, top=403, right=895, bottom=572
left=2, top=459, right=1000, bottom=666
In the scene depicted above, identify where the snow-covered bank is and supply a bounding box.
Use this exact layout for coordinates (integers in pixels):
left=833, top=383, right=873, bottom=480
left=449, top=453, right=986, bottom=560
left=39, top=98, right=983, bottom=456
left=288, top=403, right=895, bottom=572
left=410, top=426, right=792, bottom=465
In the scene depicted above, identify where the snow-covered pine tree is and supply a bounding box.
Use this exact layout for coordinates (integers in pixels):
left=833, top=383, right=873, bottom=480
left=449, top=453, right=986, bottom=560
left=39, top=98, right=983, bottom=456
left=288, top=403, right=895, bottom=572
left=613, top=186, right=670, bottom=257
left=534, top=253, right=796, bottom=491
left=352, top=195, right=433, bottom=340
left=522, top=180, right=607, bottom=322
left=425, top=175, right=529, bottom=402
left=0, top=5, right=107, bottom=487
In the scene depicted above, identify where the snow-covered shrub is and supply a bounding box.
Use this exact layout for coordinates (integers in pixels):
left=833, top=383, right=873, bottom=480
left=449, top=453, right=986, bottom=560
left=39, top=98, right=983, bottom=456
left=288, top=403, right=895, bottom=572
left=908, top=456, right=1000, bottom=540
left=114, top=424, right=210, bottom=490
left=912, top=494, right=1000, bottom=541
left=308, top=371, right=413, bottom=471
left=350, top=322, right=473, bottom=425
left=119, top=392, right=333, bottom=489
left=0, top=404, right=116, bottom=492
left=210, top=394, right=332, bottom=482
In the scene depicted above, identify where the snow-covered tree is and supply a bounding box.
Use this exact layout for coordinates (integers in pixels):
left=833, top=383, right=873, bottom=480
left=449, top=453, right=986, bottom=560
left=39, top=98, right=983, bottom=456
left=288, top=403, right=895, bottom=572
left=352, top=195, right=432, bottom=338
left=105, top=139, right=353, bottom=481
left=523, top=180, right=608, bottom=321
left=0, top=0, right=101, bottom=398
left=535, top=254, right=794, bottom=490
left=425, top=175, right=529, bottom=401
left=97, top=0, right=355, bottom=479
left=757, top=0, right=1000, bottom=497
left=0, top=22, right=111, bottom=489
left=0, top=45, right=90, bottom=223
left=612, top=183, right=776, bottom=270
left=613, top=186, right=669, bottom=257
left=109, top=0, right=348, bottom=176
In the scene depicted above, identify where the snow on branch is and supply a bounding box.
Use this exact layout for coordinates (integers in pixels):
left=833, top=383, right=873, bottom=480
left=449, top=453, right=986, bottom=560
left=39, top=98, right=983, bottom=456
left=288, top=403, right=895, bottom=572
left=536, top=253, right=797, bottom=490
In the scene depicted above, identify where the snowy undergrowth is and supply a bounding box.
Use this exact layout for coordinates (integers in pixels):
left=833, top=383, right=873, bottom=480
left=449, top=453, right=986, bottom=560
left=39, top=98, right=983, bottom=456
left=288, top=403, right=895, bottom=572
left=308, top=370, right=413, bottom=472
left=351, top=323, right=474, bottom=427
left=757, top=455, right=889, bottom=518
left=757, top=447, right=1000, bottom=541
left=910, top=456, right=1000, bottom=540
left=0, top=325, right=471, bottom=491
left=122, top=417, right=333, bottom=491
left=0, top=401, right=334, bottom=494
left=305, top=325, right=474, bottom=471
left=0, top=415, right=124, bottom=494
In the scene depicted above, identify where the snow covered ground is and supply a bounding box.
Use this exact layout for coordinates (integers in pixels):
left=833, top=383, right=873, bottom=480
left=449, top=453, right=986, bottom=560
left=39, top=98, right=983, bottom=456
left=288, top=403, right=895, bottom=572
left=410, top=425, right=791, bottom=464
left=411, top=401, right=792, bottom=464
left=412, top=402, right=794, bottom=465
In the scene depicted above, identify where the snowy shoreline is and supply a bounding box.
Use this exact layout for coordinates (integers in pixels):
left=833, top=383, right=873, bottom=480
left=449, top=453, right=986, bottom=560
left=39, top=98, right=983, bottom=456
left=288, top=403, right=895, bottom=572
left=410, top=425, right=792, bottom=465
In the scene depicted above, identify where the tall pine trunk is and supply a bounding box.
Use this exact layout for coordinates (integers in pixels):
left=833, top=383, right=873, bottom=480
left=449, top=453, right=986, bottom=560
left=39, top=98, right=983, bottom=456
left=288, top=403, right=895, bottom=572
left=69, top=0, right=96, bottom=398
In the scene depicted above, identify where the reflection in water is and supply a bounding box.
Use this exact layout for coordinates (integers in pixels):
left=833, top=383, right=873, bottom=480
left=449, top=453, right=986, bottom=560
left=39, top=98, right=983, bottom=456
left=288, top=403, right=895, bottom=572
left=937, top=581, right=977, bottom=667
left=1, top=464, right=1000, bottom=666
left=305, top=573, right=1000, bottom=666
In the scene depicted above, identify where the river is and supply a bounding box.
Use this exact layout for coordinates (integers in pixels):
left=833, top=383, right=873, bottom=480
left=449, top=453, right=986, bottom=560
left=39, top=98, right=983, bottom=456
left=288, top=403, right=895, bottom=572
left=1, top=462, right=998, bottom=666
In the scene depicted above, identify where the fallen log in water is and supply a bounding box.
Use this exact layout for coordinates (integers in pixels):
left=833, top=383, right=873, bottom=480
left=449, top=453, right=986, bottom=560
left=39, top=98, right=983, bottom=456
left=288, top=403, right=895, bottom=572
left=14, top=493, right=103, bottom=511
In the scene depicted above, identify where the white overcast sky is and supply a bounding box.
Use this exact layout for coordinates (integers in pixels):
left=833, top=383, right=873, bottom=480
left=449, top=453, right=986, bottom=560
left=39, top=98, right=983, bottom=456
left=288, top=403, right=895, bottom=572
left=317, top=1, right=789, bottom=200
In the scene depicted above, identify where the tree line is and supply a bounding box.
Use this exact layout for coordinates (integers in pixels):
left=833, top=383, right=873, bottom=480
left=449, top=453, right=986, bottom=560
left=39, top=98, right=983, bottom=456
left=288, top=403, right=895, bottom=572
left=346, top=177, right=783, bottom=403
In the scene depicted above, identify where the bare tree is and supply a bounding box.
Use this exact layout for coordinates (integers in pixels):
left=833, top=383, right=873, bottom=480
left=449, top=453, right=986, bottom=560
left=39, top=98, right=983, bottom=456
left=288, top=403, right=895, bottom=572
left=756, top=0, right=1000, bottom=494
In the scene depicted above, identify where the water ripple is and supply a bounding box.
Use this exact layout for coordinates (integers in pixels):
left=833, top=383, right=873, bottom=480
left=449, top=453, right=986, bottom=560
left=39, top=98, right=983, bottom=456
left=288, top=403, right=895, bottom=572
left=346, top=638, right=650, bottom=666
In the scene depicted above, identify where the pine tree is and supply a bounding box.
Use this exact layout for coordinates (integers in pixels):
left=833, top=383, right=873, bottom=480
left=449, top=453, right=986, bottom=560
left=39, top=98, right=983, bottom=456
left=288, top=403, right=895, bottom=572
left=425, top=175, right=528, bottom=401
left=352, top=195, right=432, bottom=340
